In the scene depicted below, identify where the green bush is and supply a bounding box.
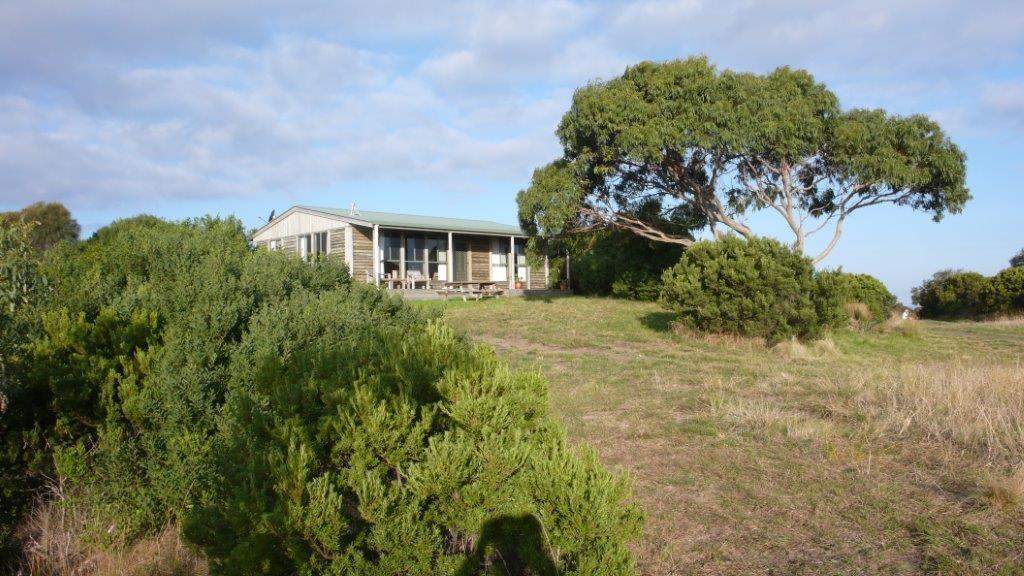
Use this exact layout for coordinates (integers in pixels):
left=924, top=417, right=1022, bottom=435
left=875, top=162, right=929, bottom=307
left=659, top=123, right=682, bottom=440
left=0, top=219, right=48, bottom=562
left=4, top=215, right=642, bottom=574
left=660, top=237, right=822, bottom=342
left=570, top=231, right=683, bottom=300
left=982, top=266, right=1024, bottom=315
left=815, top=270, right=899, bottom=327
left=912, top=270, right=991, bottom=319
left=186, top=292, right=641, bottom=575
left=611, top=270, right=662, bottom=301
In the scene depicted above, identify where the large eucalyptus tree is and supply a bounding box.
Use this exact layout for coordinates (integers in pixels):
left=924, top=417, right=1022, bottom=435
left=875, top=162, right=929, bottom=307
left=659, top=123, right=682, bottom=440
left=518, top=56, right=970, bottom=263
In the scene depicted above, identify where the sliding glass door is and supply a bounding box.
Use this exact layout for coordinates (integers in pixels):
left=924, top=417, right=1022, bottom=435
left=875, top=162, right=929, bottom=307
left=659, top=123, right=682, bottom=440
left=490, top=238, right=508, bottom=282
left=453, top=239, right=469, bottom=282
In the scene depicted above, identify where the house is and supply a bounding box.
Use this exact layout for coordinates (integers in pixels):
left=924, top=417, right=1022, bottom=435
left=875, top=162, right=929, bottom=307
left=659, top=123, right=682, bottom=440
left=250, top=205, right=550, bottom=290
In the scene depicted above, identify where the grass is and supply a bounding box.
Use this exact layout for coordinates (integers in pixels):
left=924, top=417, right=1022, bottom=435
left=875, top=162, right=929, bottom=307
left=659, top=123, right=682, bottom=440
left=18, top=494, right=206, bottom=576
left=425, top=296, right=1024, bottom=575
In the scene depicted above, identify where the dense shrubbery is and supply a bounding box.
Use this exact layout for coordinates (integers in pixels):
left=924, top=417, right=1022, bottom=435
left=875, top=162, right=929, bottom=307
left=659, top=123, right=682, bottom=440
left=815, top=270, right=899, bottom=327
left=0, top=201, right=80, bottom=251
left=570, top=231, right=683, bottom=300
left=1, top=216, right=641, bottom=574
left=660, top=237, right=821, bottom=342
left=984, top=266, right=1024, bottom=315
left=910, top=267, right=1024, bottom=319
left=0, top=220, right=47, bottom=558
left=912, top=270, right=989, bottom=318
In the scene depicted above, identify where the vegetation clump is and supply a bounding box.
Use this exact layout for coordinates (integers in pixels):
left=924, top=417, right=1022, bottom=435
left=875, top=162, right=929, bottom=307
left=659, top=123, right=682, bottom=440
left=660, top=236, right=821, bottom=343
left=815, top=270, right=899, bottom=328
left=1, top=215, right=641, bottom=574
left=568, top=230, right=684, bottom=300
left=912, top=266, right=1024, bottom=319
left=519, top=56, right=969, bottom=264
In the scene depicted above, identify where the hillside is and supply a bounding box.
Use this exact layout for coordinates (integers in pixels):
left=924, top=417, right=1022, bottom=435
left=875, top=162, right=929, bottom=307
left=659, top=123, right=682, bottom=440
left=430, top=297, right=1024, bottom=575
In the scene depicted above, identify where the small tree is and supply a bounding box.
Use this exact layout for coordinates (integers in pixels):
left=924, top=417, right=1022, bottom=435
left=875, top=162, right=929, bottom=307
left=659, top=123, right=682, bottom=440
left=1011, top=248, right=1024, bottom=268
left=912, top=270, right=991, bottom=318
left=520, top=56, right=970, bottom=263
left=0, top=202, right=80, bottom=251
left=660, top=236, right=821, bottom=342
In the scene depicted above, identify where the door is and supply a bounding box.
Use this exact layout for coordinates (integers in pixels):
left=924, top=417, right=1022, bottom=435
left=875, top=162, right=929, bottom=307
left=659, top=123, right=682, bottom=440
left=514, top=240, right=527, bottom=284
left=453, top=240, right=470, bottom=282
left=489, top=238, right=508, bottom=282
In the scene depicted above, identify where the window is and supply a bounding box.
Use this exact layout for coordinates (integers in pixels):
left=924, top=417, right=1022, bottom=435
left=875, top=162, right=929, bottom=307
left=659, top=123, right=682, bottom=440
left=490, top=238, right=508, bottom=282
left=381, top=233, right=401, bottom=277
left=405, top=235, right=425, bottom=276
left=269, top=239, right=281, bottom=251
left=514, top=240, right=527, bottom=281
left=426, top=235, right=448, bottom=280
left=298, top=232, right=328, bottom=261
left=313, top=231, right=328, bottom=256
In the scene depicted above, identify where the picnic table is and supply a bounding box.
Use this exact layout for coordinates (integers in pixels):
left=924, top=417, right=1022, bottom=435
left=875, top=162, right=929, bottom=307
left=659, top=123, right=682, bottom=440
left=380, top=274, right=430, bottom=289
left=437, top=281, right=505, bottom=301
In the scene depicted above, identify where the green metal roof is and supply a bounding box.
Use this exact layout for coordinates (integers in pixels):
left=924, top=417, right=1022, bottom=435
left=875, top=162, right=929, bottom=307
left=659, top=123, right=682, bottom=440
left=298, top=206, right=526, bottom=236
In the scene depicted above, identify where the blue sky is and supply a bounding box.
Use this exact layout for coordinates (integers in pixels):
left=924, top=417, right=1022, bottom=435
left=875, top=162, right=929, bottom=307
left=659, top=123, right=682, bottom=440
left=1, top=0, right=1022, bottom=301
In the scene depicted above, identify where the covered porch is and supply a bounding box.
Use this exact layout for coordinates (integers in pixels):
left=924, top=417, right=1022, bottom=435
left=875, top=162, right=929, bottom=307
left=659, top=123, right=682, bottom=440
left=367, top=227, right=546, bottom=290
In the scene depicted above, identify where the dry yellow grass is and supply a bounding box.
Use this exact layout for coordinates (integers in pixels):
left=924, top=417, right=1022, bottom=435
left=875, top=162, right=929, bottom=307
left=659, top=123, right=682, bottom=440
left=18, top=497, right=206, bottom=576
left=772, top=336, right=837, bottom=360
left=881, top=312, right=920, bottom=336
left=432, top=297, right=1024, bottom=575
left=844, top=301, right=873, bottom=323
left=985, top=467, right=1024, bottom=510
left=861, top=361, right=1024, bottom=466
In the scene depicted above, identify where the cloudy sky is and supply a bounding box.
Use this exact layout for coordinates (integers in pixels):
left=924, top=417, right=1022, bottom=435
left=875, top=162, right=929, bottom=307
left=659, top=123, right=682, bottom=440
left=1, top=0, right=1022, bottom=300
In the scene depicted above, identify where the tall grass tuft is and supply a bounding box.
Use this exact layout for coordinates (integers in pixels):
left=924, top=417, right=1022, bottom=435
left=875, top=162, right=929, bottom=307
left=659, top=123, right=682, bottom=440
left=17, top=496, right=206, bottom=576
left=864, top=361, right=1024, bottom=466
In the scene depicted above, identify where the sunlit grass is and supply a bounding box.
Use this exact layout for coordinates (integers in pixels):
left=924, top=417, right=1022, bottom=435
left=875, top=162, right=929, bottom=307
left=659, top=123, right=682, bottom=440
left=425, top=295, right=1024, bottom=575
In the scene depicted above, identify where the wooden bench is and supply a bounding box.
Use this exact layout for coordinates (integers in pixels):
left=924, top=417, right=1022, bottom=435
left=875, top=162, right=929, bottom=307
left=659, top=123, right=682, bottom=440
left=436, top=287, right=505, bottom=301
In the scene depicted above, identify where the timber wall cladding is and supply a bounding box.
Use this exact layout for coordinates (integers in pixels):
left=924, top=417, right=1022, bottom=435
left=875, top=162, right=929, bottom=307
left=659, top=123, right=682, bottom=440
left=351, top=225, right=375, bottom=280
left=328, top=227, right=346, bottom=260
left=528, top=263, right=547, bottom=289
left=281, top=235, right=297, bottom=255
left=469, top=236, right=491, bottom=282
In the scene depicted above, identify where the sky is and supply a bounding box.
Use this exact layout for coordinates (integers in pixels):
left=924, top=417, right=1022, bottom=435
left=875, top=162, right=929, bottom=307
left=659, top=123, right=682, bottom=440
left=1, top=0, right=1022, bottom=302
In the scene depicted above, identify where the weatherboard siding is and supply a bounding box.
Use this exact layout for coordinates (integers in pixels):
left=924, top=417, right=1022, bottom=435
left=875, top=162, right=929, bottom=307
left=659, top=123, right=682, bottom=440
left=281, top=235, right=297, bottom=256
left=470, top=236, right=491, bottom=283
left=253, top=209, right=345, bottom=241
left=351, top=225, right=375, bottom=281
left=328, top=227, right=346, bottom=261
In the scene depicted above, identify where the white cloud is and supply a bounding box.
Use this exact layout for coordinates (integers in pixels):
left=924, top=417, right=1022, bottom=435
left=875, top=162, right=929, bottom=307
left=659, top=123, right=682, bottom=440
left=982, top=82, right=1024, bottom=121
left=0, top=0, right=1021, bottom=215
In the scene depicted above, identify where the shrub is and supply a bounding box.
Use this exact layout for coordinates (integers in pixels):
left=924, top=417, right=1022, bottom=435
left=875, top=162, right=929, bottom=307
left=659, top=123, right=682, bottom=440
left=983, top=266, right=1024, bottom=315
left=815, top=270, right=899, bottom=328
left=912, top=270, right=992, bottom=318
left=0, top=220, right=47, bottom=563
left=185, top=293, right=641, bottom=575
left=660, top=237, right=821, bottom=342
left=1010, top=248, right=1024, bottom=268
left=611, top=270, right=662, bottom=301
left=6, top=215, right=642, bottom=574
left=570, top=230, right=683, bottom=300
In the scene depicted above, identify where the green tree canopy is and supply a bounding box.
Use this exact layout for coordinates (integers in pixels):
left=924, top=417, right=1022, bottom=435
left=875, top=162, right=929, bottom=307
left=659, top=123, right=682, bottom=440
left=519, top=56, right=970, bottom=263
left=0, top=201, right=81, bottom=251
left=1011, top=248, right=1024, bottom=268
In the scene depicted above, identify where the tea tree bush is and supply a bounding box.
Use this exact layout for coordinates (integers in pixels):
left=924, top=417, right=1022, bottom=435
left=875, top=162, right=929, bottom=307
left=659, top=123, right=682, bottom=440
left=983, top=267, right=1024, bottom=315
left=4, top=215, right=642, bottom=574
left=815, top=270, right=899, bottom=327
left=0, top=220, right=48, bottom=562
left=186, top=292, right=641, bottom=575
left=660, top=237, right=821, bottom=342
left=912, top=270, right=991, bottom=319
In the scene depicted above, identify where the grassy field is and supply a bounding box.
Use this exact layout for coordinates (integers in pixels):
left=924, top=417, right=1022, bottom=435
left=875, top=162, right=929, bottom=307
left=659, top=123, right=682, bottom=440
left=421, top=296, right=1024, bottom=576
